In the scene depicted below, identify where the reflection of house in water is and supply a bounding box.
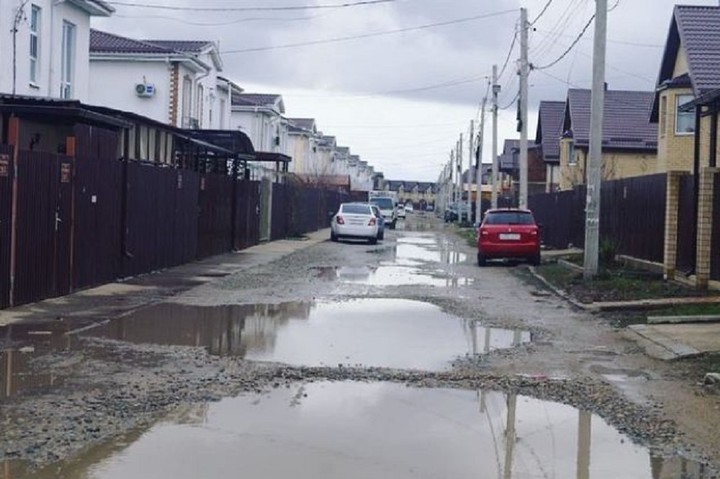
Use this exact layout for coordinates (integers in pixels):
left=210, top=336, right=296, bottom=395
left=1, top=323, right=73, bottom=399
left=86, top=302, right=313, bottom=358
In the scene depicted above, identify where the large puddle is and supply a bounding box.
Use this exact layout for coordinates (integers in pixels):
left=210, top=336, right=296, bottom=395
left=80, top=299, right=528, bottom=370
left=6, top=382, right=708, bottom=479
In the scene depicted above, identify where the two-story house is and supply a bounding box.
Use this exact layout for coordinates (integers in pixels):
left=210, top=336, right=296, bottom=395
left=651, top=4, right=720, bottom=172
left=88, top=30, right=230, bottom=130
left=230, top=93, right=288, bottom=154
left=287, top=118, right=320, bottom=176
left=497, top=139, right=544, bottom=195
left=535, top=101, right=565, bottom=192
left=558, top=88, right=657, bottom=190
left=0, top=0, right=114, bottom=100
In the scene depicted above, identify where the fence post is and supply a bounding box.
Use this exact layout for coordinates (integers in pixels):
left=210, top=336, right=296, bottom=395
left=664, top=171, right=685, bottom=280
left=695, top=168, right=719, bottom=289
left=7, top=117, right=20, bottom=307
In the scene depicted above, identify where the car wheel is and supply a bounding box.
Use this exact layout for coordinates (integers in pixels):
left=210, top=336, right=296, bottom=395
left=369, top=237, right=378, bottom=245
left=331, top=232, right=338, bottom=242
left=389, top=221, right=397, bottom=230
left=477, top=252, right=487, bottom=267
left=378, top=232, right=385, bottom=240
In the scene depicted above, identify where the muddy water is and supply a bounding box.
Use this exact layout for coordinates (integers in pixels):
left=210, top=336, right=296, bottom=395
left=82, top=299, right=529, bottom=370
left=8, top=382, right=707, bottom=479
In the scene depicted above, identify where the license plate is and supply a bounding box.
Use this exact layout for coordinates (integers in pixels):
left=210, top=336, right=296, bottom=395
left=499, top=233, right=520, bottom=240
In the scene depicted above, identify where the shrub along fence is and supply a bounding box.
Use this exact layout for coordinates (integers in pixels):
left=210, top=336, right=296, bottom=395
left=0, top=130, right=347, bottom=309
left=528, top=174, right=667, bottom=264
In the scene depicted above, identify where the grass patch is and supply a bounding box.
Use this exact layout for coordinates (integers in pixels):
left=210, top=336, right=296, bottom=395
left=649, top=303, right=720, bottom=317
left=534, top=261, right=708, bottom=304
left=454, top=227, right=477, bottom=249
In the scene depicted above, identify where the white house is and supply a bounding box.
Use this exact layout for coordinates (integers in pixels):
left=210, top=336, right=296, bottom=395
left=230, top=93, right=290, bottom=154
left=287, top=118, right=322, bottom=176
left=0, top=0, right=114, bottom=100
left=88, top=30, right=232, bottom=130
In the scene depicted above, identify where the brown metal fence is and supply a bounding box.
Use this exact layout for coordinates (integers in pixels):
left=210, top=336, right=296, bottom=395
left=711, top=173, right=720, bottom=280
left=73, top=126, right=123, bottom=290
left=529, top=174, right=667, bottom=263
left=529, top=187, right=586, bottom=250
left=198, top=174, right=234, bottom=259
left=271, top=184, right=352, bottom=240
left=677, top=174, right=696, bottom=275
left=0, top=145, right=13, bottom=309
left=271, top=183, right=291, bottom=241
left=600, top=174, right=666, bottom=264
left=234, top=180, right=261, bottom=250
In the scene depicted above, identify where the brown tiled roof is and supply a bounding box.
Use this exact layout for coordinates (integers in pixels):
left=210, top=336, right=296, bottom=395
left=90, top=30, right=176, bottom=54
left=536, top=101, right=565, bottom=162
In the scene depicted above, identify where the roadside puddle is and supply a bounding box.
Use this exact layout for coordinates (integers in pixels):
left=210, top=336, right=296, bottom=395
left=5, top=382, right=708, bottom=479
left=316, top=265, right=472, bottom=287
left=80, top=299, right=528, bottom=370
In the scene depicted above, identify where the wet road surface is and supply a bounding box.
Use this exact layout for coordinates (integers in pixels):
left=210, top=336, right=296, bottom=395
left=0, top=213, right=717, bottom=478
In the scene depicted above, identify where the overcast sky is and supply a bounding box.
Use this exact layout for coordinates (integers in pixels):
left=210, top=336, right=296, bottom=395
left=94, top=0, right=719, bottom=181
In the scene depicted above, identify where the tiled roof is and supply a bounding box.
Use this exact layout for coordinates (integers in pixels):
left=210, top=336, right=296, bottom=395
left=674, top=5, right=720, bottom=95
left=536, top=101, right=565, bottom=162
left=90, top=30, right=176, bottom=54
left=233, top=93, right=282, bottom=107
left=288, top=118, right=316, bottom=131
left=141, top=40, right=214, bottom=54
left=566, top=89, right=657, bottom=151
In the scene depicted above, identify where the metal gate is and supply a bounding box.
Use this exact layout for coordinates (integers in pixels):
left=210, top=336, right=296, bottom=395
left=0, top=145, right=13, bottom=309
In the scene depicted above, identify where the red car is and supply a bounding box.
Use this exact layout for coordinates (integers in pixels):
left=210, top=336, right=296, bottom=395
left=477, top=209, right=541, bottom=266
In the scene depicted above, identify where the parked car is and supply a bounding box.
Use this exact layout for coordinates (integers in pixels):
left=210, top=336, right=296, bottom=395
left=396, top=203, right=406, bottom=219
left=476, top=208, right=540, bottom=266
left=404, top=203, right=414, bottom=213
left=371, top=205, right=385, bottom=240
left=331, top=203, right=380, bottom=244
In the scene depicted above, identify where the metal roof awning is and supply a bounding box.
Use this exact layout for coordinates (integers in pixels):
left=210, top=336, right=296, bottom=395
left=0, top=95, right=131, bottom=128
left=255, top=152, right=292, bottom=163
left=187, top=130, right=255, bottom=159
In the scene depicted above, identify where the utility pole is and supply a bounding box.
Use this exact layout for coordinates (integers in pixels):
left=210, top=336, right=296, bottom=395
left=450, top=150, right=456, bottom=206
left=468, top=119, right=475, bottom=223
left=491, top=64, right=500, bottom=209
left=519, top=7, right=529, bottom=209
left=457, top=134, right=463, bottom=221
left=584, top=0, right=607, bottom=278
left=475, top=106, right=485, bottom=224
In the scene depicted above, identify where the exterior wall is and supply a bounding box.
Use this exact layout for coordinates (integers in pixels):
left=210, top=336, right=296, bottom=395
left=0, top=1, right=94, bottom=100
left=656, top=87, right=696, bottom=173
left=546, top=164, right=560, bottom=192
left=230, top=109, right=288, bottom=154
left=673, top=46, right=689, bottom=77
left=559, top=138, right=656, bottom=189
left=88, top=60, right=171, bottom=124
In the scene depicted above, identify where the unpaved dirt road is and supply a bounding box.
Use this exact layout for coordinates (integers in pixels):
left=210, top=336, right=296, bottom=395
left=1, top=213, right=719, bottom=478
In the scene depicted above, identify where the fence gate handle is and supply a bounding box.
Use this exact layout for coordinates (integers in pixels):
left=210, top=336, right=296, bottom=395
left=55, top=211, right=62, bottom=231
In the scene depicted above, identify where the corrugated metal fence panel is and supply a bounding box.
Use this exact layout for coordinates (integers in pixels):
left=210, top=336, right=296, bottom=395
left=234, top=180, right=261, bottom=250
left=711, top=173, right=720, bottom=280
left=528, top=187, right=585, bottom=249
left=73, top=126, right=123, bottom=290
left=197, top=174, right=233, bottom=259
left=599, top=174, right=666, bottom=263
left=677, top=175, right=696, bottom=274
left=270, top=183, right=291, bottom=241
left=173, top=170, right=200, bottom=266
left=14, top=151, right=60, bottom=305
left=0, top=145, right=13, bottom=309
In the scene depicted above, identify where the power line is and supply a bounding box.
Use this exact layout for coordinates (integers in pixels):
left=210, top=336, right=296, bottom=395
left=113, top=12, right=332, bottom=26
left=498, top=26, right=518, bottom=81
left=532, top=13, right=594, bottom=71
left=107, top=0, right=398, bottom=12
left=529, top=0, right=587, bottom=63
left=530, top=0, right=554, bottom=26
left=220, top=9, right=517, bottom=54
left=499, top=91, right=519, bottom=110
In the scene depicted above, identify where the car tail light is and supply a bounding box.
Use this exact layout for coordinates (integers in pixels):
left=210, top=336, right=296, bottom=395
left=368, top=218, right=376, bottom=226
left=530, top=228, right=538, bottom=236
left=479, top=228, right=489, bottom=236
left=336, top=216, right=345, bottom=225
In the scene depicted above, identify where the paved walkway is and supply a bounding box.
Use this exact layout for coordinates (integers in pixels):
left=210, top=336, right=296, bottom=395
left=0, top=229, right=331, bottom=328
left=626, top=323, right=720, bottom=360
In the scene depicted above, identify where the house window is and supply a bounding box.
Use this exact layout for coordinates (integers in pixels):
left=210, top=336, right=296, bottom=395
left=567, top=141, right=576, bottom=165
left=676, top=94, right=696, bottom=135
left=181, top=76, right=192, bottom=127
left=196, top=84, right=204, bottom=128
left=219, top=98, right=226, bottom=129
left=660, top=95, right=667, bottom=137
left=60, top=21, right=75, bottom=99
left=29, top=5, right=40, bottom=84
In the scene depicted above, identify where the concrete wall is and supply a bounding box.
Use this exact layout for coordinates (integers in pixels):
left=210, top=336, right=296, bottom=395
left=0, top=0, right=94, bottom=100
left=89, top=61, right=171, bottom=124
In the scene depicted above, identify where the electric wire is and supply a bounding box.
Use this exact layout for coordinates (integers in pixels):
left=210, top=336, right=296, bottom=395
left=529, top=0, right=554, bottom=26
left=107, top=0, right=398, bottom=12
left=532, top=13, right=594, bottom=70
left=219, top=9, right=517, bottom=54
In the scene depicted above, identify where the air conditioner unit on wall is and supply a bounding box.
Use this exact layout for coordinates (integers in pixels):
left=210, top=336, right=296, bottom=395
left=135, top=82, right=156, bottom=98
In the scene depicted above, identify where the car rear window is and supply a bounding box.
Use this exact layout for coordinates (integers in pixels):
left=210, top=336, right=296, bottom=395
left=370, top=198, right=394, bottom=209
left=484, top=212, right=535, bottom=225
left=342, top=204, right=372, bottom=215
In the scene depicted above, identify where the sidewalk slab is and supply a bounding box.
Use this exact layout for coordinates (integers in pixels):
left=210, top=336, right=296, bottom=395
left=648, top=315, right=720, bottom=325
left=626, top=323, right=720, bottom=360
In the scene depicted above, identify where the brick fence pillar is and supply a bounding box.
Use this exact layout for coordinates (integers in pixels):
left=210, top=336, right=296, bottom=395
left=695, top=168, right=719, bottom=289
left=664, top=171, right=686, bottom=280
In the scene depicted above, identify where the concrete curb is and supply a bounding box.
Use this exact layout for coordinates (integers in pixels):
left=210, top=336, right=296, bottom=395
left=527, top=266, right=592, bottom=311
left=647, top=315, right=720, bottom=325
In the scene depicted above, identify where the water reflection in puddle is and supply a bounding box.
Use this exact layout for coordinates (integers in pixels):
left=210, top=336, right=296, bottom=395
left=81, top=299, right=528, bottom=371
left=16, top=382, right=708, bottom=479
left=317, top=265, right=472, bottom=287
